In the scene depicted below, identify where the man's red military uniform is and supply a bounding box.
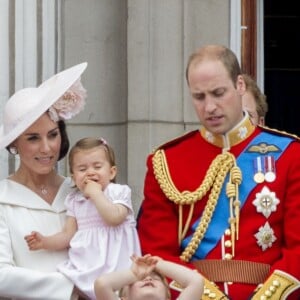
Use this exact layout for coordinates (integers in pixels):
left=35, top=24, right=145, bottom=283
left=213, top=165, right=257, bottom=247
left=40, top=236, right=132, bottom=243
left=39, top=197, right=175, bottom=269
left=137, top=115, right=300, bottom=299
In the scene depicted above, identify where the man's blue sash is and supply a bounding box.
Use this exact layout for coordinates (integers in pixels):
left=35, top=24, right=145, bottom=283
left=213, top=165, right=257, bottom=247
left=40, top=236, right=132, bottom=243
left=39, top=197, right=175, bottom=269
left=181, top=131, right=293, bottom=260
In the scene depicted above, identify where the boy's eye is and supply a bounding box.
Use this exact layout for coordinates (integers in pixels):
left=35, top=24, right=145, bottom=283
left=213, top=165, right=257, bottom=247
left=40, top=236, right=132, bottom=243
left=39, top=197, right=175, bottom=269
left=151, top=275, right=162, bottom=281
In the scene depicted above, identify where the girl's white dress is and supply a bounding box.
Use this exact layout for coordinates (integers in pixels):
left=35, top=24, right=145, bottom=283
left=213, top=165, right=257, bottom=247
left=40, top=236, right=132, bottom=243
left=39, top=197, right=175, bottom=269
left=57, top=182, right=141, bottom=300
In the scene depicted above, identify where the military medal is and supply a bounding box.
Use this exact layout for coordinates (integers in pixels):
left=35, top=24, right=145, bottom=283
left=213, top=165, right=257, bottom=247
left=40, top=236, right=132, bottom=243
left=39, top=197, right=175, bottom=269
left=264, top=156, right=276, bottom=182
left=253, top=186, right=280, bottom=218
left=254, top=221, right=277, bottom=251
left=253, top=156, right=265, bottom=183
left=254, top=172, right=264, bottom=183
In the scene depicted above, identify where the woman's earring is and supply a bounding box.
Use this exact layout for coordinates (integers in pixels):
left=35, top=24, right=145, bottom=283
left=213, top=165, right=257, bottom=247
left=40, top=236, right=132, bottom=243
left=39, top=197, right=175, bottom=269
left=9, top=146, right=18, bottom=155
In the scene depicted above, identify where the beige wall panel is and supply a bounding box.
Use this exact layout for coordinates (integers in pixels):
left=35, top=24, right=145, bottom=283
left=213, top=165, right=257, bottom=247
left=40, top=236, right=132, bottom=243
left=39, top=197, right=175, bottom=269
left=63, top=0, right=127, bottom=124
left=183, top=0, right=231, bottom=124
left=128, top=0, right=184, bottom=122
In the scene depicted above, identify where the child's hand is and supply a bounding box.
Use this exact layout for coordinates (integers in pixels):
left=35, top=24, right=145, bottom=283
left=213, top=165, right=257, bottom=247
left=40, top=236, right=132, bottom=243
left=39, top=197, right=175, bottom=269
left=83, top=179, right=103, bottom=200
left=130, top=254, right=158, bottom=280
left=24, top=231, right=45, bottom=250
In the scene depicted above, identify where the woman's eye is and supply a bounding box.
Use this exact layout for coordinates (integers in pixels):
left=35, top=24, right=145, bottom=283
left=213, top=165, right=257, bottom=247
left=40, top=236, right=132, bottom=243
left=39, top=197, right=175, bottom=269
left=49, top=131, right=59, bottom=139
left=27, top=136, right=39, bottom=141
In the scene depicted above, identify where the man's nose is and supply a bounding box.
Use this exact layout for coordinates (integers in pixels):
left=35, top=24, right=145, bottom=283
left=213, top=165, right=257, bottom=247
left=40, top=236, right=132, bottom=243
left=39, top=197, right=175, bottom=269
left=204, top=96, right=217, bottom=113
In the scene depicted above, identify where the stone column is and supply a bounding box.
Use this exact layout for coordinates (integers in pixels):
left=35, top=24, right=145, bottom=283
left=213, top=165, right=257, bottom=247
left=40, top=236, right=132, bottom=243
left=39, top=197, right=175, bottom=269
left=127, top=0, right=230, bottom=213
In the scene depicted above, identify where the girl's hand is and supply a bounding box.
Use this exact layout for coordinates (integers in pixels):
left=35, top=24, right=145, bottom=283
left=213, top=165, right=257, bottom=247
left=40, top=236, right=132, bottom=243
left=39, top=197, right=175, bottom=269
left=83, top=179, right=103, bottom=200
left=24, top=231, right=45, bottom=250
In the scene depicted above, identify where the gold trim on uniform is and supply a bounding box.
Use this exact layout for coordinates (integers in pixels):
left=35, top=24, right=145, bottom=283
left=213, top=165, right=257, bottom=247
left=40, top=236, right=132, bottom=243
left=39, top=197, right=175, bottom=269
left=251, top=270, right=300, bottom=300
left=170, top=277, right=230, bottom=300
left=200, top=114, right=255, bottom=149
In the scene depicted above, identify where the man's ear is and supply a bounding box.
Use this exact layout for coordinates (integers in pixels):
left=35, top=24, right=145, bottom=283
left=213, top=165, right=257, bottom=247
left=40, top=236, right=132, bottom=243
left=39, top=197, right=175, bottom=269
left=237, top=74, right=246, bottom=95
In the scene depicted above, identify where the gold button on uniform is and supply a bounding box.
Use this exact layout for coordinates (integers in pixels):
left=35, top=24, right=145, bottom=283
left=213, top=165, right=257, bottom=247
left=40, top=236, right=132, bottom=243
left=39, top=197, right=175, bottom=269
left=224, top=240, right=232, bottom=247
left=224, top=253, right=232, bottom=260
left=225, top=229, right=231, bottom=236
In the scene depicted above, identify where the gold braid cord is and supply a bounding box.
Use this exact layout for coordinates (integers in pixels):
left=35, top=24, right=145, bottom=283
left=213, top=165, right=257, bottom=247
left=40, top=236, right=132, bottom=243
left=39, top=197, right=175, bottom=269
left=152, top=149, right=242, bottom=262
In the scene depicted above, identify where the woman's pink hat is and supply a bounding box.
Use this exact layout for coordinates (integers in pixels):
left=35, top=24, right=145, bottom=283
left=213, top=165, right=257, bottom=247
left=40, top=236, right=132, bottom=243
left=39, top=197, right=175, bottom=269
left=0, top=62, right=88, bottom=150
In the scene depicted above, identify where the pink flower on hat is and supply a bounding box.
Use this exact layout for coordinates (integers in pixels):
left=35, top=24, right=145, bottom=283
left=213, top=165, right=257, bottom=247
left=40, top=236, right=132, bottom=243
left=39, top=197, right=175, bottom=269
left=48, top=78, right=87, bottom=122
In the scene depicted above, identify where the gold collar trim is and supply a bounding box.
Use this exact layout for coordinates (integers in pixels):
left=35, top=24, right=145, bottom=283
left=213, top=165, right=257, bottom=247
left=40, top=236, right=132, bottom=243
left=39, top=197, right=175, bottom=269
left=200, top=114, right=255, bottom=149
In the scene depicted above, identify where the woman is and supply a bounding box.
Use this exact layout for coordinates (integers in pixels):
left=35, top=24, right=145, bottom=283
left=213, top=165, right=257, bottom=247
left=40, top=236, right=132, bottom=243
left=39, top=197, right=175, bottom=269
left=0, top=62, right=88, bottom=299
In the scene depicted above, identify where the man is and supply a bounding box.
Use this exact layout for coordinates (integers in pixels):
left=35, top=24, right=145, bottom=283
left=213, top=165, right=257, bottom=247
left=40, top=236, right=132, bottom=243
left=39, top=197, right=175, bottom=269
left=137, top=45, right=300, bottom=299
left=242, top=74, right=268, bottom=126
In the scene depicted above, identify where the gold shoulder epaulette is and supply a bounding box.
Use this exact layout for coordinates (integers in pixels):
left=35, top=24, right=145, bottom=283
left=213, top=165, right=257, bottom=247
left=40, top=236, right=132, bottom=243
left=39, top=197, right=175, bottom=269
left=258, top=125, right=300, bottom=142
left=251, top=269, right=300, bottom=299
left=151, top=129, right=199, bottom=153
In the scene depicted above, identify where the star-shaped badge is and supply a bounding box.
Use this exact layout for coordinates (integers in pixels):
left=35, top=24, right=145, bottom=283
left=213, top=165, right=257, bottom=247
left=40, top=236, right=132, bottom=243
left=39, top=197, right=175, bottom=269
left=254, top=222, right=276, bottom=251
left=253, top=186, right=279, bottom=218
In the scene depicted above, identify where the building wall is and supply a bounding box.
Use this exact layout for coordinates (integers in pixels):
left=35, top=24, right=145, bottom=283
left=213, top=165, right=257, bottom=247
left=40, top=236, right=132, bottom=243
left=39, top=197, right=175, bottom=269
left=0, top=0, right=231, bottom=214
left=126, top=0, right=230, bottom=213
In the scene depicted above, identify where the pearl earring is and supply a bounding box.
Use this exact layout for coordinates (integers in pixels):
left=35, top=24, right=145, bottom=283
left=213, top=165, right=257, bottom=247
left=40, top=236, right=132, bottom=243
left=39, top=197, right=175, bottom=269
left=9, top=146, right=18, bottom=155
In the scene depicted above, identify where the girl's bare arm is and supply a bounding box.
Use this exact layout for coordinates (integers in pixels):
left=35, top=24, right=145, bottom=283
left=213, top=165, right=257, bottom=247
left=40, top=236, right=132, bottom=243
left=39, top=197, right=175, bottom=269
left=24, top=216, right=77, bottom=251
